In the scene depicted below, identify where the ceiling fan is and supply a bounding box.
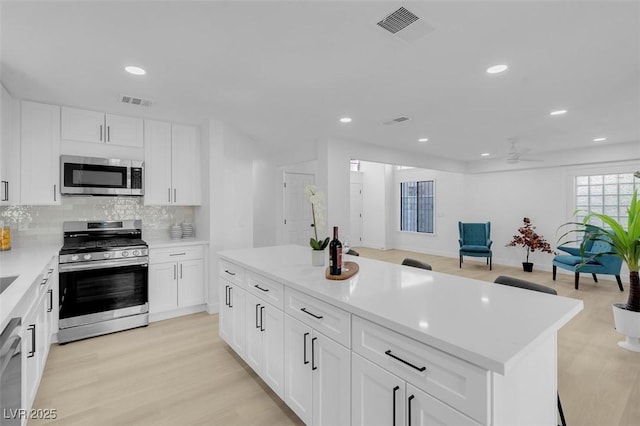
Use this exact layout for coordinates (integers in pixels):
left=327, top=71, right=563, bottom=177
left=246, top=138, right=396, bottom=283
left=503, top=138, right=542, bottom=164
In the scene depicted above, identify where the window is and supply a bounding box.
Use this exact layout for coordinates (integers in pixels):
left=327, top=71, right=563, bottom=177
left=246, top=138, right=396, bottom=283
left=400, top=180, right=434, bottom=233
left=575, top=172, right=639, bottom=227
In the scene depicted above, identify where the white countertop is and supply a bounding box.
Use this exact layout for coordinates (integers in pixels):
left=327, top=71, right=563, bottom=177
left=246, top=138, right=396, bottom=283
left=0, top=243, right=60, bottom=331
left=144, top=236, right=209, bottom=249
left=218, top=245, right=584, bottom=375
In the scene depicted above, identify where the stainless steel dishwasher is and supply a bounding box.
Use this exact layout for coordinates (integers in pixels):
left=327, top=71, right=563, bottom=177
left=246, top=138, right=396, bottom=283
left=0, top=318, right=22, bottom=426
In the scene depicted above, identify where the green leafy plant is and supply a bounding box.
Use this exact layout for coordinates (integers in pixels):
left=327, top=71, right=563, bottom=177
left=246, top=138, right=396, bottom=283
left=506, top=217, right=553, bottom=263
left=559, top=190, right=640, bottom=312
left=305, top=185, right=329, bottom=250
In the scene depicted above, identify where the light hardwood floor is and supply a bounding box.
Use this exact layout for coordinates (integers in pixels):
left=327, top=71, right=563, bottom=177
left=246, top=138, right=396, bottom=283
left=32, top=249, right=640, bottom=425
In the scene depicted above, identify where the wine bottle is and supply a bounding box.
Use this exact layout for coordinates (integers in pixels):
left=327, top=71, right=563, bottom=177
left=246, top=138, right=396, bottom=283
left=329, top=226, right=342, bottom=275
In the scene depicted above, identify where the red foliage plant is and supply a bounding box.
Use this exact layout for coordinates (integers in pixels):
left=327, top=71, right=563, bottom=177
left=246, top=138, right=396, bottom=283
left=506, top=217, right=553, bottom=263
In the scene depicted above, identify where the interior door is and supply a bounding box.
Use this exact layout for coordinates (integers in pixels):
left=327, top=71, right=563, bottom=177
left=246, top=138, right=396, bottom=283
left=284, top=172, right=315, bottom=246
left=350, top=182, right=363, bottom=247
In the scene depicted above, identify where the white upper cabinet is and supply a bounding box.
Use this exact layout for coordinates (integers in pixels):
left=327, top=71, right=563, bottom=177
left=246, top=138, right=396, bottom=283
left=144, top=120, right=201, bottom=206
left=61, top=106, right=143, bottom=148
left=171, top=124, right=200, bottom=206
left=0, top=84, right=20, bottom=205
left=20, top=101, right=60, bottom=205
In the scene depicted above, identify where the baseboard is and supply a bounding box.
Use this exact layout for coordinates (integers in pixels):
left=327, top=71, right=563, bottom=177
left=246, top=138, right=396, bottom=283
left=207, top=302, right=219, bottom=314
left=149, top=304, right=206, bottom=323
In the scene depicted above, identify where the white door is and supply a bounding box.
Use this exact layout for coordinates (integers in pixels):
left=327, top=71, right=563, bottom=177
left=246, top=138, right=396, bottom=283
left=144, top=120, right=173, bottom=205
left=262, top=303, right=285, bottom=398
left=284, top=172, right=315, bottom=246
left=148, top=262, right=178, bottom=314
left=352, top=352, right=405, bottom=426
left=105, top=114, right=143, bottom=147
left=171, top=124, right=201, bottom=206
left=350, top=182, right=363, bottom=246
left=284, top=315, right=312, bottom=425
left=245, top=292, right=263, bottom=373
left=61, top=106, right=104, bottom=143
left=20, top=101, right=60, bottom=205
left=406, top=383, right=481, bottom=426
left=229, top=284, right=246, bottom=356
left=312, top=331, right=351, bottom=426
left=177, top=259, right=204, bottom=307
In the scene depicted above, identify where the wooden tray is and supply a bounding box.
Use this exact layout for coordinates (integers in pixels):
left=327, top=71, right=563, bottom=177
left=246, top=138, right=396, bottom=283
left=325, top=261, right=359, bottom=280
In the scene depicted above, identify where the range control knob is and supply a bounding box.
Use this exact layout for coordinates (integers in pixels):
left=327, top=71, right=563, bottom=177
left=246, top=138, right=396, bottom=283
left=121, top=251, right=129, bottom=257
left=132, top=250, right=140, bottom=256
left=103, top=253, right=111, bottom=258
left=83, top=254, right=92, bottom=261
left=71, top=255, right=79, bottom=261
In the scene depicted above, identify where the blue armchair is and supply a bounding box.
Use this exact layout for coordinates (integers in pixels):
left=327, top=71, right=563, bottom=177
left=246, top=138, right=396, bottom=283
left=458, top=222, right=493, bottom=270
left=552, top=237, right=624, bottom=291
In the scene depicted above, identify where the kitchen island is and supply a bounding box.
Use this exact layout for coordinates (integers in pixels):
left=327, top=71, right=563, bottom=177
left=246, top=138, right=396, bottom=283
left=218, top=245, right=583, bottom=425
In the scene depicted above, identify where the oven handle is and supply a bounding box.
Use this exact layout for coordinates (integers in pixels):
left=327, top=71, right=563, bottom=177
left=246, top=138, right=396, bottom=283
left=59, top=257, right=149, bottom=272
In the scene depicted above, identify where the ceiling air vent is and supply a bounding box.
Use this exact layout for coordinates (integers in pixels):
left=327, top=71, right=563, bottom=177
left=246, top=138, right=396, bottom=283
left=384, top=116, right=411, bottom=125
left=376, top=6, right=433, bottom=43
left=377, top=7, right=419, bottom=34
left=119, top=94, right=152, bottom=107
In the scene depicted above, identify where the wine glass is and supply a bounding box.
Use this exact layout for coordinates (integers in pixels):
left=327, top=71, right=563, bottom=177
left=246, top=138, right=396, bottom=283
left=343, top=235, right=351, bottom=256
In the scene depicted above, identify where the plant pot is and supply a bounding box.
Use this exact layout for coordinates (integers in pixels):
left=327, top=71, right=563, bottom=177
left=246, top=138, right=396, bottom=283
left=612, top=303, right=640, bottom=352
left=311, top=249, right=325, bottom=267
left=522, top=262, right=534, bottom=272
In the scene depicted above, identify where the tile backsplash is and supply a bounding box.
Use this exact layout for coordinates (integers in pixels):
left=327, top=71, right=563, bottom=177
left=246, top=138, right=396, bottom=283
left=0, top=197, right=194, bottom=246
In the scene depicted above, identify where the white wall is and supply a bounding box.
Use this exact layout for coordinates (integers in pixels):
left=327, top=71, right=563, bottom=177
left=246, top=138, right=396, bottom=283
left=360, top=161, right=387, bottom=249
left=204, top=119, right=256, bottom=313
left=392, top=167, right=466, bottom=258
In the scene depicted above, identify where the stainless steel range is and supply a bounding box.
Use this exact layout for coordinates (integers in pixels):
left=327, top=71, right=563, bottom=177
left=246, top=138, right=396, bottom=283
left=58, top=220, right=149, bottom=344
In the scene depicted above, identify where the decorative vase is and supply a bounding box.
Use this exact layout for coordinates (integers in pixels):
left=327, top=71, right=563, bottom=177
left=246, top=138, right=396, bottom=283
left=612, top=303, right=640, bottom=352
left=522, top=262, right=534, bottom=272
left=311, top=249, right=325, bottom=267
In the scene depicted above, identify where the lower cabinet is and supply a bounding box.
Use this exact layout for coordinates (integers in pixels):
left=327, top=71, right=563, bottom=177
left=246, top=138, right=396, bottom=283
left=352, top=353, right=480, bottom=426
left=22, top=257, right=57, bottom=415
left=245, top=292, right=284, bottom=398
left=149, top=245, right=205, bottom=316
left=283, top=314, right=350, bottom=426
left=219, top=280, right=246, bottom=357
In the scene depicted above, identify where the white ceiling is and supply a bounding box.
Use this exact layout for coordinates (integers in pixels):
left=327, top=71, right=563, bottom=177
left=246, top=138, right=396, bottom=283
left=2, top=1, right=639, bottom=165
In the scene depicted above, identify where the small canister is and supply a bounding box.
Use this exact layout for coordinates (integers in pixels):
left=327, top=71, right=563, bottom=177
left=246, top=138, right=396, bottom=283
left=0, top=225, right=11, bottom=251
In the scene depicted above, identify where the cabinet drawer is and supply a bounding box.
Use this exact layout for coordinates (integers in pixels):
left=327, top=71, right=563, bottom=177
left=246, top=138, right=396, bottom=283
left=246, top=271, right=284, bottom=309
left=352, top=316, right=489, bottom=424
left=150, top=245, right=203, bottom=264
left=218, top=259, right=245, bottom=287
left=285, top=288, right=350, bottom=348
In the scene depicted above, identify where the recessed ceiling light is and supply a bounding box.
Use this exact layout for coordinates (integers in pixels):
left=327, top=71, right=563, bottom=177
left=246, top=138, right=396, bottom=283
left=125, top=66, right=146, bottom=76
left=550, top=109, right=567, bottom=116
left=339, top=117, right=352, bottom=123
left=481, top=153, right=490, bottom=157
left=593, top=137, right=607, bottom=142
left=418, top=138, right=429, bottom=142
left=486, top=64, right=508, bottom=74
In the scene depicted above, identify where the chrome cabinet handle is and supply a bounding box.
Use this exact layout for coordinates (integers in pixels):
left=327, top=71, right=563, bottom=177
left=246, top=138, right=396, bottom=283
left=180, top=264, right=183, bottom=279
left=228, top=287, right=233, bottom=308
left=255, top=304, right=261, bottom=329
left=224, top=285, right=229, bottom=307
left=168, top=188, right=171, bottom=203
left=174, top=188, right=177, bottom=203
left=1, top=180, right=8, bottom=201
left=173, top=264, right=177, bottom=280
left=107, top=126, right=110, bottom=142
left=53, top=184, right=57, bottom=202
left=47, top=289, right=53, bottom=312
left=27, top=324, right=36, bottom=358
left=99, top=124, right=103, bottom=141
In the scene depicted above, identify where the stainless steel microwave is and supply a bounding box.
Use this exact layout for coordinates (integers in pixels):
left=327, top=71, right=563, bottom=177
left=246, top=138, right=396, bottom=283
left=60, top=155, right=144, bottom=196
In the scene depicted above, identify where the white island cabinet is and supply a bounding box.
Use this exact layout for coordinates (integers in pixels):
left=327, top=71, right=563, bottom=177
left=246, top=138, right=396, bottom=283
left=217, top=245, right=583, bottom=426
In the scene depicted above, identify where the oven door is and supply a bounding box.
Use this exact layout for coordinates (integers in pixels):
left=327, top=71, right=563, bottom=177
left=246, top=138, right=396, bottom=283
left=58, top=258, right=148, bottom=329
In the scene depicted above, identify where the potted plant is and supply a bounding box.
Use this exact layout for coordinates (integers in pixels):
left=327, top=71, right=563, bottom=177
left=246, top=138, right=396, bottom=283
left=560, top=190, right=640, bottom=351
left=506, top=217, right=553, bottom=272
left=305, top=184, right=329, bottom=266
